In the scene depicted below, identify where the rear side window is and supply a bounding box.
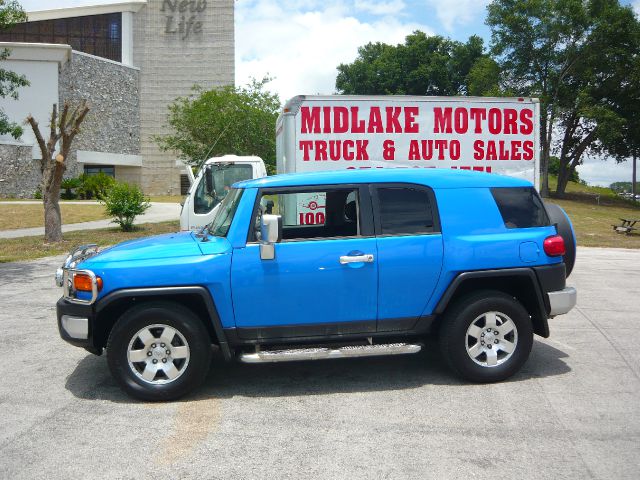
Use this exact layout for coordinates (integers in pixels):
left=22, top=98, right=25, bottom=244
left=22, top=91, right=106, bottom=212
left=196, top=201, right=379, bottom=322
left=491, top=187, right=549, bottom=229
left=377, top=187, right=436, bottom=235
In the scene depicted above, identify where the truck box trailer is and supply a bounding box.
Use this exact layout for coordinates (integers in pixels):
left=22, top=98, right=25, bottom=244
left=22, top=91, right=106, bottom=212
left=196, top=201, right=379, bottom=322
left=276, top=95, right=540, bottom=225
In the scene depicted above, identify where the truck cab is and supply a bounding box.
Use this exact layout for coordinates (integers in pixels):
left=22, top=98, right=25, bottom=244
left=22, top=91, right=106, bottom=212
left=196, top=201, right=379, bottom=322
left=180, top=155, right=267, bottom=231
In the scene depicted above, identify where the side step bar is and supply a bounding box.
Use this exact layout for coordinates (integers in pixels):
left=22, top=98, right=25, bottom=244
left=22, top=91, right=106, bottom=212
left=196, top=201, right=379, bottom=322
left=239, top=343, right=423, bottom=364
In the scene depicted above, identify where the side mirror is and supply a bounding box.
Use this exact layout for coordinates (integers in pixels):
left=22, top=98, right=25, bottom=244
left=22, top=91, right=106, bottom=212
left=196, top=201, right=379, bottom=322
left=260, top=214, right=282, bottom=260
left=204, top=167, right=214, bottom=194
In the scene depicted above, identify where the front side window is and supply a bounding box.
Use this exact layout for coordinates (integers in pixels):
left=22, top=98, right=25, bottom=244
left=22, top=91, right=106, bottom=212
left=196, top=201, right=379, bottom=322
left=376, top=187, right=436, bottom=235
left=193, top=174, right=215, bottom=214
left=254, top=188, right=360, bottom=241
left=208, top=188, right=243, bottom=237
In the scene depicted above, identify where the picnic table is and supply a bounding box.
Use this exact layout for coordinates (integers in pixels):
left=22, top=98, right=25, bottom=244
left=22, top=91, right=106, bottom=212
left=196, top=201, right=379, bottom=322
left=612, top=218, right=640, bottom=234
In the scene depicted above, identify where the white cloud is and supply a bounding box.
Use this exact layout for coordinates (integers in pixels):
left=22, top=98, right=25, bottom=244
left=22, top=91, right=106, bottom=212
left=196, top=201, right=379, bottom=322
left=634, top=1, right=640, bottom=16
left=424, top=0, right=490, bottom=32
left=354, top=0, right=406, bottom=16
left=577, top=157, right=635, bottom=187
left=236, top=0, right=433, bottom=102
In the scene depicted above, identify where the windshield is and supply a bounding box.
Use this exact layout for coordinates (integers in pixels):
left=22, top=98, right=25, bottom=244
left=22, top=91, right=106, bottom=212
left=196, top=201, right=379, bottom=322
left=208, top=188, right=243, bottom=237
left=212, top=164, right=253, bottom=200
left=194, top=163, right=253, bottom=215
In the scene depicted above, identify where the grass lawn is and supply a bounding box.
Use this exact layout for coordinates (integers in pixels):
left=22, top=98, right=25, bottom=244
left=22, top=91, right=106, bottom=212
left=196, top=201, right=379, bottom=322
left=0, top=221, right=180, bottom=263
left=546, top=197, right=640, bottom=248
left=0, top=203, right=108, bottom=230
left=545, top=176, right=640, bottom=249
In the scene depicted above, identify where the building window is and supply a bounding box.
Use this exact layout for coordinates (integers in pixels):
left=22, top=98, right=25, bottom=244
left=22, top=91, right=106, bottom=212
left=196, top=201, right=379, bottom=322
left=0, top=13, right=122, bottom=62
left=84, top=165, right=115, bottom=177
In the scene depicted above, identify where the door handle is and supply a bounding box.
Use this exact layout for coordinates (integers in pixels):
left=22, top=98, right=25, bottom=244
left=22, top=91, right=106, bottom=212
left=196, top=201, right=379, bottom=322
left=339, top=254, right=374, bottom=264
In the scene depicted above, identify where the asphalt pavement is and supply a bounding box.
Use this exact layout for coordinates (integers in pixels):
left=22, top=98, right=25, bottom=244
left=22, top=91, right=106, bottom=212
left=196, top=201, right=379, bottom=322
left=0, top=247, right=638, bottom=479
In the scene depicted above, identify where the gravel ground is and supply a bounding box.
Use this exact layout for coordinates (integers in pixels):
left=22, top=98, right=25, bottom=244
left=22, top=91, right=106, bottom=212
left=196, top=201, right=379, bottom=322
left=0, top=246, right=638, bottom=479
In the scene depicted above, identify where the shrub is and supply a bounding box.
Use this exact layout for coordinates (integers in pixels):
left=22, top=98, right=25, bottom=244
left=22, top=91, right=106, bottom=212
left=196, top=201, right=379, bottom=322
left=78, top=173, right=115, bottom=200
left=102, top=182, right=151, bottom=231
left=61, top=177, right=81, bottom=199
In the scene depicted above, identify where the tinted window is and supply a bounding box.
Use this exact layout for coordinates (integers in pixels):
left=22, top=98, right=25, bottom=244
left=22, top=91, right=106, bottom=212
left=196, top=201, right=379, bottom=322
left=377, top=187, right=435, bottom=235
left=491, top=187, right=549, bottom=228
left=0, top=13, right=122, bottom=62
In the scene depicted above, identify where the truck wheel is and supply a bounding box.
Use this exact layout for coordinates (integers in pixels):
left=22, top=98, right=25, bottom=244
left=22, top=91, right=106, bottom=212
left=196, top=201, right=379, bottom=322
left=107, top=301, right=212, bottom=401
left=439, top=291, right=533, bottom=383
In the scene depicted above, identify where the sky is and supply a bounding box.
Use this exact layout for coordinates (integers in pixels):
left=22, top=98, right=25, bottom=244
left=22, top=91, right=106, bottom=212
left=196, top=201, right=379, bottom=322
left=19, top=0, right=640, bottom=186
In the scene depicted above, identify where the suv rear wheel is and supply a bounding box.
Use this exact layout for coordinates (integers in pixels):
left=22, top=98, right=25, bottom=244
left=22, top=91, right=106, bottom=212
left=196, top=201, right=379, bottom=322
left=107, top=301, right=212, bottom=401
left=439, top=291, right=533, bottom=383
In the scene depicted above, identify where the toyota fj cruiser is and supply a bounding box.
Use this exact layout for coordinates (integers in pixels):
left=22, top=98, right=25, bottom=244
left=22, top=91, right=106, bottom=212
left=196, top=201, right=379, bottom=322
left=56, top=169, right=577, bottom=401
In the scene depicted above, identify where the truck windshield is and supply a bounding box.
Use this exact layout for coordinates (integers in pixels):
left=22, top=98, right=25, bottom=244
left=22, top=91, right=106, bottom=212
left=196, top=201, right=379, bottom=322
left=194, top=164, right=253, bottom=215
left=208, top=188, right=243, bottom=237
left=212, top=164, right=253, bottom=200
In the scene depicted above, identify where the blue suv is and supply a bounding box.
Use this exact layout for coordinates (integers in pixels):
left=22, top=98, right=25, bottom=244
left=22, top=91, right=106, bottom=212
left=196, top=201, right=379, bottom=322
left=55, top=169, right=577, bottom=401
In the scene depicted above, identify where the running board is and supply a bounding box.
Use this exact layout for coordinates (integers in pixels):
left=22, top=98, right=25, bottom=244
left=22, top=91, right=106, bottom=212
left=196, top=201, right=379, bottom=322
left=239, top=343, right=423, bottom=364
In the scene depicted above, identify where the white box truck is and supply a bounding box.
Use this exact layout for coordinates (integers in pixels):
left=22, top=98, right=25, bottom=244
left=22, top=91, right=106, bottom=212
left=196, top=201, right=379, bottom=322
left=275, top=95, right=540, bottom=226
left=182, top=95, right=540, bottom=229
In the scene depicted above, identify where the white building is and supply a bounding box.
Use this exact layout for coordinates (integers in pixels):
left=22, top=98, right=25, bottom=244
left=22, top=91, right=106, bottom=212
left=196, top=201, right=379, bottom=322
left=0, top=0, right=234, bottom=197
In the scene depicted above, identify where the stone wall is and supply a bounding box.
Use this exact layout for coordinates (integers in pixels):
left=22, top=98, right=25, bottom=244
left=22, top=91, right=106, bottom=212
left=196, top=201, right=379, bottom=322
left=59, top=51, right=141, bottom=181
left=134, top=0, right=234, bottom=195
left=0, top=143, right=40, bottom=198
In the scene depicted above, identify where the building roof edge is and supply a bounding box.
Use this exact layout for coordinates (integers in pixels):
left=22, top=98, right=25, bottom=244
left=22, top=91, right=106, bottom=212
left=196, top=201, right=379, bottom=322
left=0, top=42, right=72, bottom=64
left=27, top=1, right=147, bottom=22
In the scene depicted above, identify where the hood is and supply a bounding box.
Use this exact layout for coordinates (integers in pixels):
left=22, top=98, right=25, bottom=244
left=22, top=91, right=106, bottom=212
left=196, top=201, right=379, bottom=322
left=80, top=232, right=231, bottom=265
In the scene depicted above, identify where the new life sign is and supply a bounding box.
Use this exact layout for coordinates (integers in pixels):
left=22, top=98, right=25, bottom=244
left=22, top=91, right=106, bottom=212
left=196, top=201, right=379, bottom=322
left=161, top=0, right=207, bottom=40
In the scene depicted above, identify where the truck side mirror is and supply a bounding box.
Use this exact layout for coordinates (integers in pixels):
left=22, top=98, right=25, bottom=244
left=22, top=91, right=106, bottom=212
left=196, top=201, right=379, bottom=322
left=260, top=214, right=282, bottom=260
left=204, top=167, right=214, bottom=194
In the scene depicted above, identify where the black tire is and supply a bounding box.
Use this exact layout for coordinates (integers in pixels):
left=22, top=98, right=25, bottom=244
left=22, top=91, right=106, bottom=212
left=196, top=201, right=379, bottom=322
left=439, top=290, right=533, bottom=383
left=544, top=202, right=576, bottom=277
left=107, top=301, right=212, bottom=401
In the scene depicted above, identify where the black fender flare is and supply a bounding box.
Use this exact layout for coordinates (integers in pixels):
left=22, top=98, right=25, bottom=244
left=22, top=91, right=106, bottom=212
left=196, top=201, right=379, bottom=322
left=434, top=268, right=550, bottom=338
left=95, top=286, right=232, bottom=361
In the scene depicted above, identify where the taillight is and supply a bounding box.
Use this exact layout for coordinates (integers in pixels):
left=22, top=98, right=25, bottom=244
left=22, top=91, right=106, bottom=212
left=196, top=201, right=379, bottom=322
left=73, top=273, right=103, bottom=292
left=543, top=235, right=566, bottom=257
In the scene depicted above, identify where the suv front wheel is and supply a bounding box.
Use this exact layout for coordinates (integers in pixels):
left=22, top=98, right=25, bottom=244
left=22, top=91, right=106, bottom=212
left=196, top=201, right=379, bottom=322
left=439, top=291, right=533, bottom=383
left=107, top=301, right=212, bottom=401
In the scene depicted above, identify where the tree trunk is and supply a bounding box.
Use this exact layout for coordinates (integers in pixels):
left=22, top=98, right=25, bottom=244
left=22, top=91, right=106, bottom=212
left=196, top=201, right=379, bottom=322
left=43, top=157, right=65, bottom=243
left=43, top=192, right=62, bottom=242
left=27, top=101, right=90, bottom=243
left=556, top=164, right=570, bottom=196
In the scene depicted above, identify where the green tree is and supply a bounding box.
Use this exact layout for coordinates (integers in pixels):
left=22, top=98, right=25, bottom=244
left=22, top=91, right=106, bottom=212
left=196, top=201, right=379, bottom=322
left=335, top=32, right=491, bottom=96
left=156, top=78, right=281, bottom=174
left=487, top=0, right=640, bottom=196
left=605, top=53, right=640, bottom=199
left=0, top=0, right=29, bottom=138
